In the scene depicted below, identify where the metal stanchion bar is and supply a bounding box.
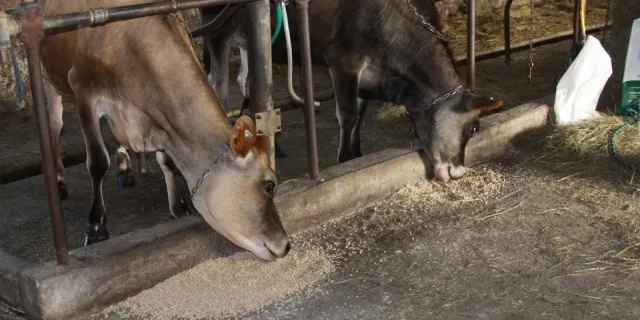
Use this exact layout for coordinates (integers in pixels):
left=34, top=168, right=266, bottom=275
left=503, top=0, right=515, bottom=66
left=17, top=0, right=70, bottom=265
left=467, top=0, right=476, bottom=90
left=294, top=0, right=320, bottom=180
left=245, top=0, right=275, bottom=171
left=40, top=0, right=256, bottom=33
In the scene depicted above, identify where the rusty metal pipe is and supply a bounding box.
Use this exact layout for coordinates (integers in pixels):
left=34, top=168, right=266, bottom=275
left=503, top=0, right=514, bottom=67
left=294, top=0, right=320, bottom=180
left=41, top=0, right=255, bottom=34
left=470, top=23, right=609, bottom=67
left=467, top=0, right=476, bottom=90
left=18, top=0, right=70, bottom=265
left=245, top=0, right=275, bottom=170
left=573, top=0, right=580, bottom=44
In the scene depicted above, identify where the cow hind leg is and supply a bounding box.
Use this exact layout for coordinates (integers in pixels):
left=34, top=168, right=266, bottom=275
left=156, top=151, right=194, bottom=218
left=115, top=146, right=136, bottom=188
left=76, top=97, right=111, bottom=246
left=44, top=80, right=68, bottom=200
left=350, top=98, right=369, bottom=159
left=328, top=66, right=361, bottom=163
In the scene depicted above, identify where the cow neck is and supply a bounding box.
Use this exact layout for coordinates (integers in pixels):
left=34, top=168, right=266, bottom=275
left=154, top=79, right=233, bottom=190
left=401, top=48, right=463, bottom=116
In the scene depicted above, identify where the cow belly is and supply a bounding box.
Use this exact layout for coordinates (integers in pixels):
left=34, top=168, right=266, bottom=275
left=98, top=100, right=156, bottom=153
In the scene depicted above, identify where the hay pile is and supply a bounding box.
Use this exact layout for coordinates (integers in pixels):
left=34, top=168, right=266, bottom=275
left=546, top=112, right=640, bottom=167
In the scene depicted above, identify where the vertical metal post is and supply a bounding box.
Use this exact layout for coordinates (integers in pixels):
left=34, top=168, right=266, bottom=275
left=18, top=0, right=70, bottom=265
left=294, top=0, right=320, bottom=180
left=467, top=0, right=476, bottom=90
left=503, top=0, right=514, bottom=67
left=245, top=0, right=275, bottom=171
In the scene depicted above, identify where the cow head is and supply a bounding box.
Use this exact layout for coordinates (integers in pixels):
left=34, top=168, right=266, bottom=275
left=410, top=90, right=503, bottom=182
left=190, top=116, right=290, bottom=261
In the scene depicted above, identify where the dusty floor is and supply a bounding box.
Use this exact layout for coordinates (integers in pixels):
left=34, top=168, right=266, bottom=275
left=78, top=129, right=640, bottom=320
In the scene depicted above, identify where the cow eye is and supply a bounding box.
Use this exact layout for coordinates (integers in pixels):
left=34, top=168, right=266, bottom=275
left=262, top=180, right=276, bottom=196
left=470, top=123, right=479, bottom=136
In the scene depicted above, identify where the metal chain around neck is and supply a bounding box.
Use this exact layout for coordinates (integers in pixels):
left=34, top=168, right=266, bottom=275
left=427, top=85, right=464, bottom=107
left=190, top=144, right=231, bottom=199
left=416, top=84, right=465, bottom=116
left=401, top=0, right=448, bottom=42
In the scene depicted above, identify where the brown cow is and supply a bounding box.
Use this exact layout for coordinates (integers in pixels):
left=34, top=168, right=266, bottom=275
left=200, top=0, right=503, bottom=182
left=39, top=0, right=290, bottom=261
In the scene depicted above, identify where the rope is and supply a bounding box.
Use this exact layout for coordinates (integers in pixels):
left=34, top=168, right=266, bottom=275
left=610, top=107, right=640, bottom=173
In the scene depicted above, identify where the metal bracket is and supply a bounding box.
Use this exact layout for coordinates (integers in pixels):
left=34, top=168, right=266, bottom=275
left=254, top=108, right=282, bottom=137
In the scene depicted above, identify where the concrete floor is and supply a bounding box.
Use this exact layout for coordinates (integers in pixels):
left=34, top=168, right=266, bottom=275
left=86, top=145, right=640, bottom=319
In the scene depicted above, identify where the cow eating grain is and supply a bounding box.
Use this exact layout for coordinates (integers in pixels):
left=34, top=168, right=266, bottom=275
left=39, top=0, right=290, bottom=261
left=200, top=0, right=503, bottom=182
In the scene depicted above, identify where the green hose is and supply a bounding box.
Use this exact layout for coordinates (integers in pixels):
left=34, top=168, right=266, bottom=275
left=271, top=4, right=283, bottom=45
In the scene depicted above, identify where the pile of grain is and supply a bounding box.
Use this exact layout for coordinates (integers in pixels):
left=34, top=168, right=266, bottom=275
left=101, top=249, right=334, bottom=320
left=395, top=167, right=507, bottom=206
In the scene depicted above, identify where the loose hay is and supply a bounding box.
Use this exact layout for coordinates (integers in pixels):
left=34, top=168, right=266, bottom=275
left=546, top=113, right=640, bottom=166
left=101, top=249, right=334, bottom=320
left=375, top=103, right=409, bottom=125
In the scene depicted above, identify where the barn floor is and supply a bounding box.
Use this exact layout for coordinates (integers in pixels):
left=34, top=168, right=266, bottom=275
left=84, top=130, right=640, bottom=320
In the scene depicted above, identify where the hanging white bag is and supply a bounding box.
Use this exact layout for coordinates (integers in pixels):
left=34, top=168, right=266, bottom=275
left=553, top=35, right=612, bottom=125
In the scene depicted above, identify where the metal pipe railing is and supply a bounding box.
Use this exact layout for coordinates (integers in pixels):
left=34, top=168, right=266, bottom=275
left=17, top=0, right=70, bottom=265
left=294, top=0, right=320, bottom=180
left=467, top=0, right=476, bottom=90
left=246, top=0, right=275, bottom=171
left=43, top=0, right=254, bottom=33
left=503, top=0, right=515, bottom=67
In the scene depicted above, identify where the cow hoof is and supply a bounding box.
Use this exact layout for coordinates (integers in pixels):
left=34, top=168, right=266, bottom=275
left=117, top=171, right=136, bottom=188
left=84, top=225, right=110, bottom=246
left=58, top=181, right=68, bottom=200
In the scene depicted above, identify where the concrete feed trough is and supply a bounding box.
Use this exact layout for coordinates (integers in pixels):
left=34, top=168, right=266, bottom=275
left=0, top=97, right=551, bottom=320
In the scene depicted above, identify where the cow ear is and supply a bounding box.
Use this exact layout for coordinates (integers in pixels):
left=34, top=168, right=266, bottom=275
left=468, top=95, right=503, bottom=114
left=255, top=136, right=269, bottom=155
left=230, top=115, right=257, bottom=158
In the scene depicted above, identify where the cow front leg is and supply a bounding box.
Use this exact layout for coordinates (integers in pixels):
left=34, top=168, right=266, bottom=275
left=115, top=146, right=136, bottom=188
left=44, top=79, right=68, bottom=200
left=328, top=67, right=361, bottom=163
left=156, top=151, right=195, bottom=218
left=76, top=98, right=111, bottom=246
left=350, top=98, right=369, bottom=159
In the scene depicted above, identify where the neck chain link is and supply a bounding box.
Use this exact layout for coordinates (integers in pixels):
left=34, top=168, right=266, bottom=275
left=189, top=144, right=231, bottom=199
left=401, top=0, right=448, bottom=42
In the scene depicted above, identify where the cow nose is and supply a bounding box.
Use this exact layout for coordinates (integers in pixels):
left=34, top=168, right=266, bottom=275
left=284, top=241, right=291, bottom=255
left=449, top=165, right=466, bottom=180
left=264, top=239, right=291, bottom=258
